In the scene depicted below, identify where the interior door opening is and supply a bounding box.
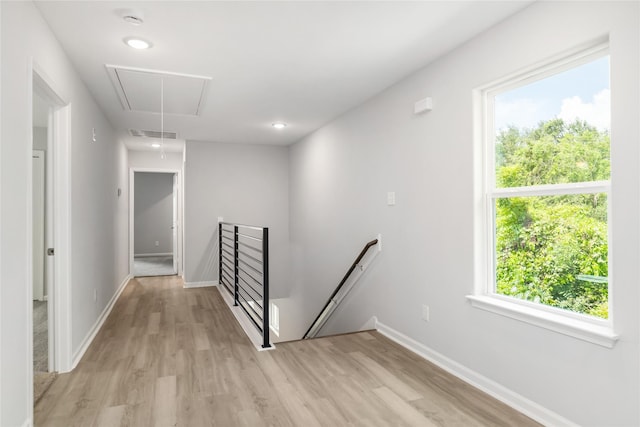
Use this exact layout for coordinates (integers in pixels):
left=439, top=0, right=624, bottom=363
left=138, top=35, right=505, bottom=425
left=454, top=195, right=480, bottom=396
left=32, top=77, right=62, bottom=406
left=31, top=65, right=73, bottom=398
left=132, top=171, right=178, bottom=277
left=32, top=148, right=47, bottom=370
left=32, top=90, right=52, bottom=377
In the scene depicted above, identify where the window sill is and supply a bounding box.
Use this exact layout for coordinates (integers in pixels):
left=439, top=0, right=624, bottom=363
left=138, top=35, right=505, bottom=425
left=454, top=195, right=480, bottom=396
left=466, top=295, right=619, bottom=348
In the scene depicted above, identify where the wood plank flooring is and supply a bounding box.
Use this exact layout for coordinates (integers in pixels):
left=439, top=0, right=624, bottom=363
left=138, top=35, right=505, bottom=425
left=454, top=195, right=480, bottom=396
left=35, top=276, right=540, bottom=426
left=33, top=300, right=48, bottom=372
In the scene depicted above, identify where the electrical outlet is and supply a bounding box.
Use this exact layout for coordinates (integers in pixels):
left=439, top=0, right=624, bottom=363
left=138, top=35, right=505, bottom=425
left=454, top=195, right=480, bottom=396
left=421, top=304, right=430, bottom=322
left=155, top=241, right=159, bottom=246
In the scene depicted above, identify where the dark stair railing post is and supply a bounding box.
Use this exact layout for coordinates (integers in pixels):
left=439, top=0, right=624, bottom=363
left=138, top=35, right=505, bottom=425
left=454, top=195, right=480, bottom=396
left=262, top=227, right=270, bottom=348
left=233, top=225, right=239, bottom=307
left=218, top=222, right=223, bottom=286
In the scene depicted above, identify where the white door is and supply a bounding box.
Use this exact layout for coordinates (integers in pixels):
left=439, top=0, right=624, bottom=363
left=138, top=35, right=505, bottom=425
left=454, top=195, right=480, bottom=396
left=172, top=174, right=178, bottom=274
left=32, top=150, right=46, bottom=301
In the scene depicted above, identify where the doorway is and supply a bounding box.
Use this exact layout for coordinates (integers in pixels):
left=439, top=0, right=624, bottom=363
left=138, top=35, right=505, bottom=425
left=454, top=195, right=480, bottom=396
left=32, top=149, right=47, bottom=372
left=131, top=170, right=181, bottom=277
left=31, top=64, right=74, bottom=408
left=32, top=90, right=52, bottom=380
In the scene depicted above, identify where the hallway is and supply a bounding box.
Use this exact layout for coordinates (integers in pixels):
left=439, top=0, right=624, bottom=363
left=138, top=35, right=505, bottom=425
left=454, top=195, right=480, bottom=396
left=34, top=276, right=537, bottom=426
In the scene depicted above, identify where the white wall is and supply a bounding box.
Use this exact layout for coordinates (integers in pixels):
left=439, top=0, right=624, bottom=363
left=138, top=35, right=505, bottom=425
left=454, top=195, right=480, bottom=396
left=33, top=127, right=47, bottom=151
left=116, top=144, right=129, bottom=286
left=128, top=150, right=183, bottom=170
left=288, top=2, right=639, bottom=426
left=184, top=141, right=290, bottom=296
left=1, top=2, right=129, bottom=425
left=134, top=172, right=174, bottom=255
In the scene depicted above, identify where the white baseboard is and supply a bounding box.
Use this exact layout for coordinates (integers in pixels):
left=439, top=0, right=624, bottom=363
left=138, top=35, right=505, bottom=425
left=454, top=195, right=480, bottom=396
left=374, top=319, right=577, bottom=427
left=183, top=280, right=218, bottom=289
left=134, top=252, right=172, bottom=258
left=71, top=274, right=132, bottom=370
left=359, top=316, right=378, bottom=331
left=21, top=418, right=33, bottom=427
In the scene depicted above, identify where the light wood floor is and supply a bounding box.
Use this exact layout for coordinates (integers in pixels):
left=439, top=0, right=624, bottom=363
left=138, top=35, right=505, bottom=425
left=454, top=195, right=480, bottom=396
left=33, top=300, right=48, bottom=372
left=35, top=276, right=540, bottom=426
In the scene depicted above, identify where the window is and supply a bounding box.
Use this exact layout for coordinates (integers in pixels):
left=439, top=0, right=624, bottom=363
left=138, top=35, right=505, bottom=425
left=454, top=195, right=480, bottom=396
left=470, top=43, right=618, bottom=347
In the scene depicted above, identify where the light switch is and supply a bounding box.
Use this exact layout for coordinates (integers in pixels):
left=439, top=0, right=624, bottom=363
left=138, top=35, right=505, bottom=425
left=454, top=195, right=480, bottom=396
left=387, top=192, right=396, bottom=206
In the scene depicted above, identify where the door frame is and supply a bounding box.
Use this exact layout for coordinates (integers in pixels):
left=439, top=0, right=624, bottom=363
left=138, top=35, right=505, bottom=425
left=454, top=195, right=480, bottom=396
left=31, top=150, right=46, bottom=302
left=29, top=62, right=73, bottom=383
left=172, top=174, right=179, bottom=274
left=129, top=167, right=183, bottom=277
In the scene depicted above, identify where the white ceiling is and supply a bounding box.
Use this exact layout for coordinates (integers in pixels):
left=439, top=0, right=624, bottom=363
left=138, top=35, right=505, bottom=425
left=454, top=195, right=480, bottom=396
left=35, top=1, right=532, bottom=148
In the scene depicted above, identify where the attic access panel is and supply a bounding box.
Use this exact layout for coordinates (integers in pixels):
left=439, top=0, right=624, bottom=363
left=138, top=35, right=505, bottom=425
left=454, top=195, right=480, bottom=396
left=106, top=65, right=211, bottom=116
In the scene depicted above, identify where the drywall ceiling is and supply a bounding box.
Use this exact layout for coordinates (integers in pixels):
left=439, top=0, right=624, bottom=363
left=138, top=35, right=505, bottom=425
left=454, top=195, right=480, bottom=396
left=35, top=1, right=531, bottom=146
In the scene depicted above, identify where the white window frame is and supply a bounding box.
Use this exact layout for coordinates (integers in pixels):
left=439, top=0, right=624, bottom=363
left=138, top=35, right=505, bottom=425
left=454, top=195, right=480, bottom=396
left=468, top=42, right=618, bottom=348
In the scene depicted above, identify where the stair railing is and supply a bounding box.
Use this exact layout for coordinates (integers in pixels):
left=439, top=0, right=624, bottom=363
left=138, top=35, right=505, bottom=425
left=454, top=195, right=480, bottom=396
left=218, top=221, right=271, bottom=348
left=303, top=237, right=380, bottom=339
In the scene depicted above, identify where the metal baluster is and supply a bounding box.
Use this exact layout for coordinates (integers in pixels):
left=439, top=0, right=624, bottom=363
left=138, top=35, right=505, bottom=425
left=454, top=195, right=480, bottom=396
left=218, top=222, right=223, bottom=286
left=234, top=225, right=239, bottom=307
left=262, top=227, right=270, bottom=348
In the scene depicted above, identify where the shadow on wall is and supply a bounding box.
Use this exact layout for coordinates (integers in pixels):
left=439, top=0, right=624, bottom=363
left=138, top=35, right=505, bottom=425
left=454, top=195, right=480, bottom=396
left=193, top=229, right=219, bottom=283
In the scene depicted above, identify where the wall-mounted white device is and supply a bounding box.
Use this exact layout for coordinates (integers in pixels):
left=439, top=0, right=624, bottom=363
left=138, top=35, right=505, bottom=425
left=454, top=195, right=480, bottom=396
left=414, top=97, right=433, bottom=114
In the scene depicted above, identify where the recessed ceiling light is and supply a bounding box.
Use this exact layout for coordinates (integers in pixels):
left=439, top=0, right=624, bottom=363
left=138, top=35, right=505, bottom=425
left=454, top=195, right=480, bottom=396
left=272, top=122, right=287, bottom=129
left=151, top=143, right=161, bottom=148
left=124, top=37, right=152, bottom=50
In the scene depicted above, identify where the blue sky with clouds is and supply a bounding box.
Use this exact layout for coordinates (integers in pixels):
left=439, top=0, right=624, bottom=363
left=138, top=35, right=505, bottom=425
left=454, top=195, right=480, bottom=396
left=495, top=56, right=610, bottom=131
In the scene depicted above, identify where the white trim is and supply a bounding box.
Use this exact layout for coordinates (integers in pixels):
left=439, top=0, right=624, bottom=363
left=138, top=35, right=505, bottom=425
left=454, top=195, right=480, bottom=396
left=0, top=0, right=2, bottom=418
left=21, top=418, right=33, bottom=427
left=26, top=62, right=35, bottom=424
left=44, top=116, right=54, bottom=372
left=134, top=252, right=173, bottom=258
left=491, top=181, right=610, bottom=198
left=52, top=103, right=72, bottom=372
left=466, top=295, right=618, bottom=348
left=183, top=280, right=218, bottom=289
left=0, top=0, right=2, bottom=413
left=70, top=275, right=132, bottom=370
left=374, top=319, right=578, bottom=427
